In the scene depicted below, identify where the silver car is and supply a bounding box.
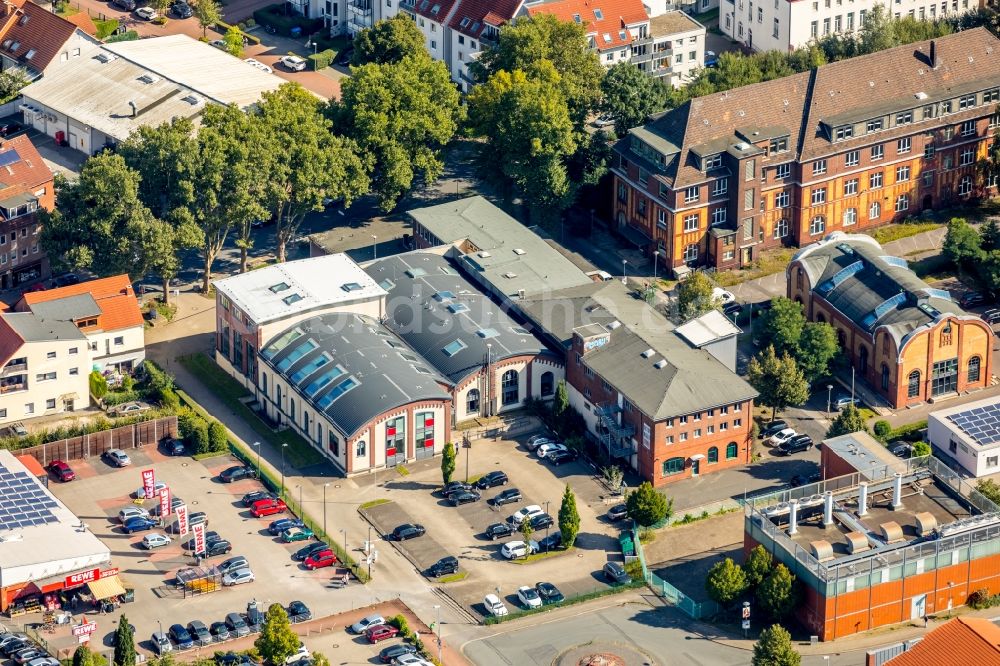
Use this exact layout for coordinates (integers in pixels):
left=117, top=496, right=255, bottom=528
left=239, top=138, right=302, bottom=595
left=222, top=568, right=255, bottom=586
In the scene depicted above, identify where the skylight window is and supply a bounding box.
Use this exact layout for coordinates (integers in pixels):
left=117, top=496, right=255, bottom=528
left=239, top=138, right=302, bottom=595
left=276, top=339, right=318, bottom=372
left=406, top=268, right=427, bottom=278
left=603, top=33, right=611, bottom=43
left=476, top=328, right=499, bottom=339
left=305, top=365, right=346, bottom=396
left=261, top=328, right=303, bottom=360
left=290, top=354, right=330, bottom=384
left=460, top=17, right=470, bottom=26
left=269, top=282, right=290, bottom=293
left=512, top=326, right=530, bottom=335
left=433, top=290, right=456, bottom=302
left=447, top=302, right=469, bottom=314
left=593, top=8, right=603, bottom=19
left=317, top=377, right=359, bottom=408
left=341, top=282, right=363, bottom=292
left=572, top=13, right=581, bottom=22
left=399, top=352, right=419, bottom=362
left=282, top=293, right=303, bottom=306
left=24, top=49, right=34, bottom=60
left=379, top=279, right=395, bottom=290
left=431, top=3, right=440, bottom=13
left=442, top=339, right=467, bottom=357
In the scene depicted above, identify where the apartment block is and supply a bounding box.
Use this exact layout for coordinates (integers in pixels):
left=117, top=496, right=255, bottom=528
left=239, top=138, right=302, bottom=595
left=0, top=135, right=53, bottom=291
left=611, top=29, right=1000, bottom=275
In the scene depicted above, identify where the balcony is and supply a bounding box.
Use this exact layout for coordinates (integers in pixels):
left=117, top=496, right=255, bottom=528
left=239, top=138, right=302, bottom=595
left=0, top=381, right=26, bottom=394
left=595, top=403, right=636, bottom=460
left=348, top=0, right=372, bottom=11
left=2, top=361, right=26, bottom=375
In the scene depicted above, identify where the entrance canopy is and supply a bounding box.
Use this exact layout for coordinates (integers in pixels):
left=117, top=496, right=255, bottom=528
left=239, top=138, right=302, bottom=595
left=87, top=576, right=125, bottom=600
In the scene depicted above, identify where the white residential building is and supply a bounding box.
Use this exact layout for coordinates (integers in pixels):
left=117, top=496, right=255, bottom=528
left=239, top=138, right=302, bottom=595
left=928, top=396, right=1000, bottom=478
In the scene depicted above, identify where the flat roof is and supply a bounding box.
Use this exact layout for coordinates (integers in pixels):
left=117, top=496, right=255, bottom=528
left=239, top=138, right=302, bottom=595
left=930, top=395, right=1000, bottom=451
left=823, top=431, right=905, bottom=479
left=2, top=312, right=87, bottom=342
left=649, top=10, right=703, bottom=37
left=22, top=35, right=285, bottom=143
left=214, top=254, right=386, bottom=328
left=674, top=309, right=741, bottom=347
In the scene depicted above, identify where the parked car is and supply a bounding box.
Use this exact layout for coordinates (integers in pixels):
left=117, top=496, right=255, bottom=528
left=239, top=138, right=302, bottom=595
left=12, top=649, right=45, bottom=665
left=547, top=449, right=579, bottom=466
left=888, top=441, right=914, bottom=458
left=119, top=506, right=150, bottom=523
left=151, top=496, right=184, bottom=516
left=442, top=480, right=472, bottom=497
left=366, top=625, right=399, bottom=644
left=603, top=561, right=630, bottom=584
left=183, top=531, right=221, bottom=550
left=349, top=614, right=384, bottom=634
left=304, top=550, right=337, bottom=570
left=210, top=622, right=230, bottom=642
left=282, top=645, right=309, bottom=665
left=769, top=428, right=798, bottom=446
left=0, top=121, right=22, bottom=137
left=281, top=527, right=314, bottom=543
left=516, top=585, right=542, bottom=609
left=607, top=504, right=628, bottom=521
left=220, top=465, right=256, bottom=483
left=484, top=522, right=513, bottom=540
left=135, top=481, right=168, bottom=499
left=593, top=114, right=615, bottom=127
left=251, top=498, right=287, bottom=517
left=334, top=47, right=354, bottom=66
left=0, top=639, right=30, bottom=657
left=168, top=624, right=194, bottom=650
left=293, top=542, right=329, bottom=561
left=162, top=438, right=186, bottom=456
left=135, top=6, right=157, bottom=19
left=151, top=631, right=172, bottom=655
left=218, top=556, right=249, bottom=576
left=245, top=601, right=263, bottom=632
left=712, top=287, right=736, bottom=304
left=205, top=539, right=233, bottom=557
left=26, top=658, right=58, bottom=666
left=378, top=643, right=417, bottom=663
left=776, top=435, right=814, bottom=455
left=209, top=39, right=226, bottom=49
left=474, top=470, right=508, bottom=489
left=142, top=533, right=171, bottom=549
left=760, top=420, right=789, bottom=439
left=111, top=401, right=151, bottom=416
left=449, top=490, right=481, bottom=506
left=279, top=55, right=307, bottom=71
left=47, top=460, right=75, bottom=482
left=111, top=0, right=135, bottom=10
left=501, top=540, right=538, bottom=559
left=243, top=58, right=273, bottom=74
left=537, top=530, right=562, bottom=551
left=511, top=505, right=543, bottom=525
left=187, top=621, right=211, bottom=646
left=268, top=518, right=305, bottom=535
left=103, top=448, right=131, bottom=467
left=123, top=516, right=157, bottom=533
left=187, top=512, right=208, bottom=528
left=390, top=523, right=426, bottom=540
left=535, top=581, right=564, bottom=604
left=960, top=291, right=988, bottom=308
left=491, top=488, right=522, bottom=507
left=427, top=556, right=459, bottom=577
left=170, top=1, right=193, bottom=17
left=244, top=491, right=276, bottom=507
left=225, top=613, right=250, bottom=638
left=222, top=568, right=255, bottom=586
left=530, top=513, right=554, bottom=530
left=526, top=434, right=554, bottom=451
left=834, top=395, right=860, bottom=410
left=536, top=442, right=567, bottom=459
left=53, top=272, right=80, bottom=286
left=704, top=50, right=718, bottom=67
left=483, top=594, right=508, bottom=617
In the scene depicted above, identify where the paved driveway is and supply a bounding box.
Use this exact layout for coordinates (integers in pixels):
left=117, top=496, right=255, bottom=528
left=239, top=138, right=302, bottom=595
left=362, top=500, right=453, bottom=576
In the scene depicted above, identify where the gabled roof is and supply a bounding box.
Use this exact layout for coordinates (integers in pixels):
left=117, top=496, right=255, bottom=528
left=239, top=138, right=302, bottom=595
left=0, top=0, right=80, bottom=73
left=526, top=0, right=648, bottom=51
left=63, top=11, right=97, bottom=37
left=886, top=617, right=1000, bottom=665
left=412, top=0, right=460, bottom=23
left=18, top=275, right=143, bottom=332
left=0, top=134, right=52, bottom=195
left=448, top=0, right=523, bottom=39
left=0, top=313, right=24, bottom=368
left=623, top=28, right=1000, bottom=189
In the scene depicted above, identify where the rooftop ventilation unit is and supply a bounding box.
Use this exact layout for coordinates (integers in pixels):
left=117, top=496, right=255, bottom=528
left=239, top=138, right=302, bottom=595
left=915, top=91, right=928, bottom=100
left=607, top=321, right=621, bottom=330
left=96, top=52, right=117, bottom=63
left=513, top=248, right=525, bottom=255
left=183, top=94, right=202, bottom=105
left=914, top=512, right=937, bottom=537
left=653, top=359, right=668, bottom=369
left=503, top=272, right=517, bottom=279
left=641, top=349, right=655, bottom=358
left=879, top=521, right=905, bottom=544
left=845, top=531, right=870, bottom=554
left=809, top=540, right=834, bottom=561
left=477, top=251, right=491, bottom=258
left=138, top=73, right=160, bottom=84
left=735, top=142, right=750, bottom=150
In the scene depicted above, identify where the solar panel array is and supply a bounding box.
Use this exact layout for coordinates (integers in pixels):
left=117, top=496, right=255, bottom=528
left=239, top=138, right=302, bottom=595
left=0, top=463, right=58, bottom=531
left=949, top=403, right=1000, bottom=446
left=0, top=149, right=21, bottom=169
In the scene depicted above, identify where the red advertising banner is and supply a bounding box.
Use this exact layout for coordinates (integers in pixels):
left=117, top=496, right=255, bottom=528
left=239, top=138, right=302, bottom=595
left=100, top=568, right=119, bottom=579
left=158, top=486, right=171, bottom=518
left=192, top=523, right=206, bottom=556
left=141, top=468, right=156, bottom=499
left=65, top=568, right=100, bottom=587
left=175, top=504, right=189, bottom=536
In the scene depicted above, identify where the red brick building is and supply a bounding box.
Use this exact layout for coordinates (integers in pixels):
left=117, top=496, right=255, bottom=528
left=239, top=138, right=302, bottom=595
left=0, top=134, right=54, bottom=290
left=611, top=29, right=1000, bottom=276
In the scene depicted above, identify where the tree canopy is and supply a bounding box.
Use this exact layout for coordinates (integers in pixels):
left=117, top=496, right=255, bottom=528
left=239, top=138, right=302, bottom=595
left=827, top=404, right=870, bottom=438
left=255, top=603, right=300, bottom=664
left=752, top=624, right=801, bottom=666
left=758, top=563, right=798, bottom=619
left=558, top=483, right=581, bottom=548
left=747, top=346, right=810, bottom=422
left=626, top=481, right=672, bottom=527
left=599, top=62, right=665, bottom=135
left=705, top=557, right=747, bottom=607
left=113, top=614, right=137, bottom=666
left=676, top=272, right=720, bottom=320
left=352, top=15, right=426, bottom=65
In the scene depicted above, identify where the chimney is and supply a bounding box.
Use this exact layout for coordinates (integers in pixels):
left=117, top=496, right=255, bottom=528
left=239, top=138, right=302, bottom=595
left=858, top=482, right=869, bottom=517
left=930, top=40, right=939, bottom=69
left=892, top=472, right=903, bottom=509
left=823, top=491, right=834, bottom=527
left=129, top=101, right=137, bottom=118
left=788, top=500, right=799, bottom=535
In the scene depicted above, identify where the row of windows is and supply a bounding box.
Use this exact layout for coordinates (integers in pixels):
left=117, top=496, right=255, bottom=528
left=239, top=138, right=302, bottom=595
left=829, top=88, right=987, bottom=143
left=664, top=419, right=741, bottom=443
left=662, top=443, right=739, bottom=475
left=665, top=405, right=737, bottom=426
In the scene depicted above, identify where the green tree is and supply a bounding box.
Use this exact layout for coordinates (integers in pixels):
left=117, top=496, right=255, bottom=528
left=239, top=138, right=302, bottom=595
left=873, top=420, right=892, bottom=441
left=747, top=346, right=810, bottom=423
left=310, top=653, right=331, bottom=666
left=676, top=271, right=719, bottom=320
left=752, top=624, right=801, bottom=666
left=796, top=322, right=839, bottom=381
left=744, top=544, right=773, bottom=590
left=912, top=441, right=931, bottom=457
left=553, top=379, right=570, bottom=419
left=73, top=646, right=104, bottom=666
left=90, top=371, right=108, bottom=399
left=255, top=603, right=300, bottom=665
left=193, top=0, right=221, bottom=37
left=981, top=219, right=1000, bottom=252
left=256, top=84, right=369, bottom=262
left=827, top=404, right=870, bottom=438
left=152, top=0, right=171, bottom=19
left=943, top=217, right=983, bottom=267
left=441, top=441, right=456, bottom=484
left=858, top=3, right=899, bottom=54
left=755, top=297, right=806, bottom=356
left=117, top=117, right=198, bottom=221
left=708, top=51, right=764, bottom=89
left=207, top=420, right=228, bottom=452
left=519, top=515, right=534, bottom=553
left=758, top=563, right=797, bottom=620
left=223, top=26, right=244, bottom=58
left=599, top=61, right=663, bottom=135
left=626, top=481, right=672, bottom=527
left=113, top=614, right=136, bottom=666
left=351, top=15, right=425, bottom=65
left=705, top=557, right=748, bottom=608
left=976, top=478, right=1000, bottom=505
left=0, top=67, right=30, bottom=104
left=333, top=53, right=462, bottom=211
left=557, top=483, right=580, bottom=548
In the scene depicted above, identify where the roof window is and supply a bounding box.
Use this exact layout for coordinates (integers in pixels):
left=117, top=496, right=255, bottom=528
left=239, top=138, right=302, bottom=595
left=641, top=349, right=655, bottom=358
left=24, top=49, right=34, bottom=60
left=379, top=279, right=395, bottom=290
left=503, top=272, right=517, bottom=279
left=282, top=293, right=303, bottom=306
left=341, top=282, right=363, bottom=292
left=9, top=42, right=18, bottom=52
left=513, top=248, right=526, bottom=255
left=572, top=13, right=580, bottom=22
left=431, top=3, right=440, bottom=13
left=654, top=359, right=668, bottom=369
left=447, top=302, right=470, bottom=314
left=603, top=33, right=611, bottom=43
left=433, top=290, right=456, bottom=302
left=477, top=251, right=491, bottom=258
left=17, top=15, right=27, bottom=25
left=593, top=8, right=604, bottom=19
left=269, top=282, right=290, bottom=293
left=316, top=377, right=358, bottom=408
left=442, top=339, right=467, bottom=357
left=405, top=268, right=427, bottom=278
left=476, top=328, right=499, bottom=339
left=1, top=40, right=10, bottom=50
left=460, top=17, right=470, bottom=27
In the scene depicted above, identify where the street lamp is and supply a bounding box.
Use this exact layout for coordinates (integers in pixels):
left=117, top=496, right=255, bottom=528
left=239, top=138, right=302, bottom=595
left=652, top=250, right=659, bottom=283
left=826, top=384, right=833, bottom=417
left=433, top=604, right=442, bottom=665
left=252, top=441, right=261, bottom=478
left=296, top=483, right=303, bottom=513
left=339, top=527, right=347, bottom=555
left=372, top=235, right=378, bottom=260
left=544, top=500, right=551, bottom=552
left=280, top=443, right=288, bottom=495
left=622, top=259, right=628, bottom=285
left=323, top=482, right=330, bottom=536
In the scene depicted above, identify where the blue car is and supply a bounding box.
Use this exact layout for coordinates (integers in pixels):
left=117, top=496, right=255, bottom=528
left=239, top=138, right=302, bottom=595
left=168, top=624, right=194, bottom=650
left=267, top=518, right=304, bottom=536
left=123, top=516, right=157, bottom=534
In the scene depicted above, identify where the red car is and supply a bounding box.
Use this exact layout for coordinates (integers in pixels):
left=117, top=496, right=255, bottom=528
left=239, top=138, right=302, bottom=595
left=250, top=498, right=287, bottom=518
left=366, top=625, right=399, bottom=644
left=303, top=549, right=337, bottom=570
left=47, top=460, right=75, bottom=482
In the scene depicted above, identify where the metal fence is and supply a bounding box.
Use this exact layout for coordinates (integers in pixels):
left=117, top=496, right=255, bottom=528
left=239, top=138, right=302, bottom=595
left=632, top=521, right=721, bottom=620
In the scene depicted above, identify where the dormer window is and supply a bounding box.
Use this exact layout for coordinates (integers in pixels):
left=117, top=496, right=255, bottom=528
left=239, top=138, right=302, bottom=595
left=704, top=153, right=722, bottom=170
left=834, top=126, right=853, bottom=141
left=594, top=8, right=604, bottom=19
left=572, top=13, right=580, bottom=22
left=768, top=136, right=788, bottom=153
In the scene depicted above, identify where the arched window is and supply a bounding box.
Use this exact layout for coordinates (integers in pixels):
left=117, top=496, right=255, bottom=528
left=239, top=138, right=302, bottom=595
left=796, top=268, right=803, bottom=289
left=501, top=369, right=519, bottom=406
left=540, top=371, right=554, bottom=397
left=466, top=388, right=480, bottom=415
left=837, top=329, right=846, bottom=348
left=289, top=398, right=295, bottom=421
left=707, top=446, right=719, bottom=464
left=968, top=356, right=982, bottom=383
left=662, top=457, right=685, bottom=476
left=726, top=442, right=738, bottom=459
left=817, top=313, right=826, bottom=324
left=859, top=346, right=868, bottom=374
left=881, top=363, right=890, bottom=391
left=907, top=370, right=921, bottom=398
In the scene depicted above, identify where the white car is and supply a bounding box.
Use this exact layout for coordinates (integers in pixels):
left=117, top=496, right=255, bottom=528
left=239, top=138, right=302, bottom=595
left=516, top=585, right=542, bottom=609
left=395, top=656, right=432, bottom=666
left=769, top=428, right=798, bottom=446
left=280, top=55, right=307, bottom=71
left=536, top=442, right=567, bottom=459
left=27, top=659, right=59, bottom=666
left=118, top=506, right=150, bottom=523
left=500, top=540, right=539, bottom=559
left=142, top=533, right=171, bottom=549
left=209, top=40, right=226, bottom=49
left=712, top=287, right=736, bottom=304
left=136, top=481, right=168, bottom=499
left=134, top=6, right=157, bottom=19
left=525, top=434, right=554, bottom=451
left=244, top=58, right=273, bottom=74
left=593, top=114, right=615, bottom=127
left=221, top=568, right=255, bottom=586
left=483, top=593, right=508, bottom=616
left=283, top=645, right=309, bottom=665
left=511, top=505, right=543, bottom=526
left=349, top=613, right=384, bottom=634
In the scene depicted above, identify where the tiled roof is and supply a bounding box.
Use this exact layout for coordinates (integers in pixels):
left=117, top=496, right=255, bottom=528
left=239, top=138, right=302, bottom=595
left=630, top=28, right=1000, bottom=188
left=19, top=275, right=143, bottom=332
left=0, top=134, right=52, bottom=191
left=886, top=617, right=1000, bottom=665
left=526, top=0, right=648, bottom=52
left=0, top=0, right=80, bottom=73
left=63, top=11, right=97, bottom=37
left=0, top=313, right=24, bottom=368
left=412, top=0, right=460, bottom=22
left=448, top=0, right=523, bottom=38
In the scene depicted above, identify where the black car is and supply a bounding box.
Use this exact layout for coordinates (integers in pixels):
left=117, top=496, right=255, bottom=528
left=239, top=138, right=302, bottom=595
left=776, top=435, right=813, bottom=455
left=187, top=621, right=211, bottom=646
left=391, top=523, right=426, bottom=540
left=790, top=472, right=821, bottom=487
left=210, top=621, right=230, bottom=642
left=607, top=504, right=628, bottom=521
left=53, top=272, right=80, bottom=287
left=537, top=531, right=562, bottom=551
left=484, top=522, right=513, bottom=540
left=531, top=513, right=554, bottom=530
left=722, top=301, right=742, bottom=318
left=960, top=291, right=988, bottom=308
left=170, top=0, right=193, bottom=17
left=474, top=470, right=509, bottom=489
left=535, top=581, right=564, bottom=604
left=0, top=122, right=21, bottom=137
left=335, top=47, right=354, bottom=66
left=450, top=490, right=480, bottom=506
left=168, top=624, right=194, bottom=649
left=151, top=496, right=185, bottom=516
left=379, top=643, right=417, bottom=663
left=161, top=438, right=186, bottom=456
left=242, top=490, right=276, bottom=507
left=205, top=539, right=233, bottom=557
left=245, top=600, right=263, bottom=632
left=491, top=488, right=522, bottom=507
left=0, top=640, right=30, bottom=657
left=760, top=420, right=789, bottom=439
left=183, top=531, right=221, bottom=550
left=219, top=465, right=256, bottom=483
left=216, top=653, right=257, bottom=666
left=548, top=449, right=579, bottom=466
left=888, top=441, right=914, bottom=458
left=292, top=541, right=329, bottom=561
left=287, top=600, right=311, bottom=623
left=442, top=481, right=472, bottom=497
left=111, top=0, right=135, bottom=9
left=428, top=555, right=459, bottom=577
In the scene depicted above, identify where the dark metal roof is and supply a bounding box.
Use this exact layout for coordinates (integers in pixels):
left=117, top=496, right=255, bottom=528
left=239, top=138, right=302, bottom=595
left=364, top=252, right=548, bottom=385
left=260, top=313, right=451, bottom=438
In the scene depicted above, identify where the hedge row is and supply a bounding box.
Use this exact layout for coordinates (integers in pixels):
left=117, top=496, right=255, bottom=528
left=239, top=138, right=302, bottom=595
left=308, top=49, right=334, bottom=70
left=215, top=20, right=261, bottom=45
left=252, top=4, right=323, bottom=36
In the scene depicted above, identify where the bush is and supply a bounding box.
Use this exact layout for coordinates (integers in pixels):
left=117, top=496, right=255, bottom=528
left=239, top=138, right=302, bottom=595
left=387, top=615, right=409, bottom=634
left=308, top=49, right=334, bottom=71
left=873, top=420, right=892, bottom=442
left=208, top=420, right=228, bottom=453
left=889, top=420, right=928, bottom=442
left=189, top=418, right=210, bottom=454
left=252, top=5, right=323, bottom=36
left=624, top=559, right=644, bottom=582
left=105, top=30, right=140, bottom=43
left=102, top=390, right=141, bottom=406
left=968, top=587, right=1000, bottom=609
left=215, top=20, right=261, bottom=44
left=90, top=371, right=109, bottom=399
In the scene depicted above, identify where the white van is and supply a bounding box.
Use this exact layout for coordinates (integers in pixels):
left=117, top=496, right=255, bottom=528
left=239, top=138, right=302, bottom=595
left=483, top=593, right=508, bottom=617
left=151, top=632, right=171, bottom=655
